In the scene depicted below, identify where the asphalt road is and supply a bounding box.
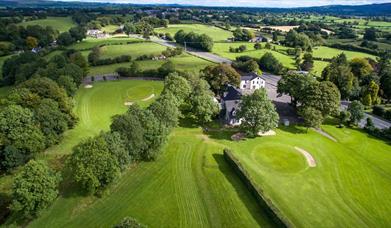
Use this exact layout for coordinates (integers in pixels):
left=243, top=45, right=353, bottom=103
left=341, top=101, right=391, bottom=129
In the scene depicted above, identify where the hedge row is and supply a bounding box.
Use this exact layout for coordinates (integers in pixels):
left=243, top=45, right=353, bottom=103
left=325, top=43, right=379, bottom=56
left=223, top=149, right=292, bottom=228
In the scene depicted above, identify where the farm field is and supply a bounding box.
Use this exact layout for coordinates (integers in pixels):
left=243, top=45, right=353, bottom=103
left=213, top=42, right=295, bottom=69
left=18, top=17, right=76, bottom=32
left=88, top=54, right=214, bottom=76
left=155, top=24, right=233, bottom=41
left=68, top=37, right=144, bottom=50
left=222, top=124, right=391, bottom=227
left=99, top=42, right=166, bottom=59
left=312, top=46, right=377, bottom=60
left=312, top=60, right=329, bottom=76
left=101, top=24, right=120, bottom=33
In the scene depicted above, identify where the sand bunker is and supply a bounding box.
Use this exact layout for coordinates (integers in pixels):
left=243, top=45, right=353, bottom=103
left=142, top=94, right=155, bottom=101
left=124, top=101, right=134, bottom=106
left=294, top=146, right=316, bottom=167
left=84, top=84, right=93, bottom=89
left=258, top=130, right=276, bottom=136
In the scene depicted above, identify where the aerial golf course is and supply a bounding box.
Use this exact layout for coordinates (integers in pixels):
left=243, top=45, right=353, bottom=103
left=5, top=78, right=388, bottom=228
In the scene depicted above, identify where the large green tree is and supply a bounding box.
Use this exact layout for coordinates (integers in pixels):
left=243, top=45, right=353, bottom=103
left=237, top=89, right=279, bottom=137
left=277, top=72, right=316, bottom=107
left=0, top=105, right=45, bottom=157
left=162, top=72, right=191, bottom=105
left=259, top=52, right=284, bottom=75
left=347, top=100, right=365, bottom=125
left=303, top=81, right=341, bottom=118
left=322, top=54, right=355, bottom=99
left=67, top=136, right=120, bottom=194
left=201, top=64, right=241, bottom=92
left=299, top=106, right=324, bottom=130
left=11, top=160, right=60, bottom=218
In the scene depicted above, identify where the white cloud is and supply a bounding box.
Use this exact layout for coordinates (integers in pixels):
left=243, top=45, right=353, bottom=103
left=55, top=0, right=391, bottom=7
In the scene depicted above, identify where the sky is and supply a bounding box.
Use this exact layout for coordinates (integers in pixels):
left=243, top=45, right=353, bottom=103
left=55, top=0, right=391, bottom=7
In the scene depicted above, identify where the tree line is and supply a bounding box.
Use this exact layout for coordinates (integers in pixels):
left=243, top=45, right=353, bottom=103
left=0, top=51, right=87, bottom=174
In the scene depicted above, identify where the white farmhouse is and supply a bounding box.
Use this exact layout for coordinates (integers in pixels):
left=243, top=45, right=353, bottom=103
left=239, top=72, right=266, bottom=91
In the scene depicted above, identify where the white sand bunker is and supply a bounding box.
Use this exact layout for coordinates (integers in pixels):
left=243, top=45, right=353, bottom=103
left=294, top=146, right=316, bottom=167
left=258, top=130, right=276, bottom=136
left=124, top=101, right=134, bottom=106
left=84, top=84, right=93, bottom=89
left=142, top=94, right=155, bottom=101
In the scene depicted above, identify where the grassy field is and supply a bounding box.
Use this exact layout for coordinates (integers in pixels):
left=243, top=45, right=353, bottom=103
left=213, top=42, right=295, bottom=69
left=18, top=17, right=76, bottom=33
left=312, top=60, right=329, bottom=76
left=155, top=24, right=233, bottom=42
left=99, top=42, right=166, bottom=59
left=68, top=37, right=143, bottom=50
left=312, top=46, right=377, bottom=60
left=101, top=25, right=120, bottom=33
left=28, top=126, right=274, bottom=228
left=40, top=80, right=163, bottom=158
left=88, top=54, right=214, bottom=76
left=220, top=124, right=391, bottom=227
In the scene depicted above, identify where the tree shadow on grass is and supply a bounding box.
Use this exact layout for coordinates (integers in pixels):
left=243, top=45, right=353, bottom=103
left=212, top=153, right=278, bottom=227
left=278, top=124, right=306, bottom=134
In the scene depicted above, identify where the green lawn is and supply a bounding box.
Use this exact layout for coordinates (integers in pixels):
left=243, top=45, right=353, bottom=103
left=312, top=60, right=329, bottom=76
left=101, top=25, right=120, bottom=33
left=18, top=17, right=76, bottom=33
left=68, top=37, right=143, bottom=50
left=99, top=42, right=166, bottom=59
left=155, top=24, right=233, bottom=42
left=221, top=124, right=391, bottom=227
left=88, top=54, right=214, bottom=76
left=312, top=46, right=377, bottom=60
left=213, top=42, right=295, bottom=69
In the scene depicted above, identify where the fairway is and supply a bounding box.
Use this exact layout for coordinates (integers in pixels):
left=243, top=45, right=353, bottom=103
left=312, top=46, right=376, bottom=60
left=155, top=24, right=233, bottom=41
left=213, top=42, right=295, bottom=69
left=43, top=80, right=163, bottom=157
left=222, top=124, right=391, bottom=227
left=18, top=17, right=76, bottom=33
left=88, top=54, right=214, bottom=76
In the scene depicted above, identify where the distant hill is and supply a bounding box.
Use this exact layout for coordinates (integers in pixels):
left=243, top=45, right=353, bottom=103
left=0, top=0, right=390, bottom=16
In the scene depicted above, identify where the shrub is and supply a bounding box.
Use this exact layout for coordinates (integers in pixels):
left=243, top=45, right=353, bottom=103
left=114, top=217, right=146, bottom=228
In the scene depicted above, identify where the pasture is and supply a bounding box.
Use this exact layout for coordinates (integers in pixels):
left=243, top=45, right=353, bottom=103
left=101, top=25, right=120, bottom=33
left=99, top=42, right=166, bottom=59
left=222, top=124, right=391, bottom=227
left=18, top=17, right=76, bottom=33
left=67, top=37, right=143, bottom=50
left=88, top=54, right=214, bottom=76
left=213, top=42, right=295, bottom=69
left=155, top=24, right=233, bottom=41
left=312, top=46, right=377, bottom=60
